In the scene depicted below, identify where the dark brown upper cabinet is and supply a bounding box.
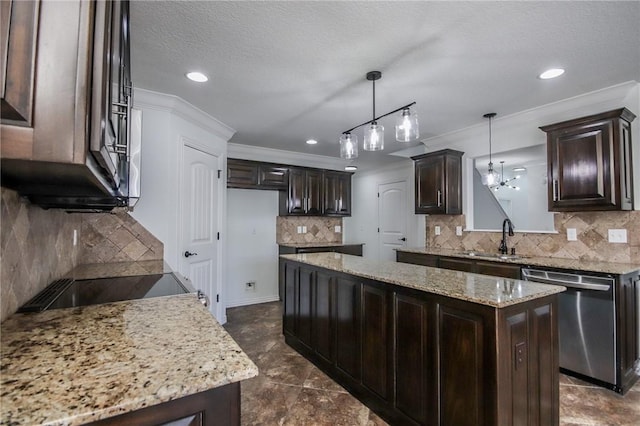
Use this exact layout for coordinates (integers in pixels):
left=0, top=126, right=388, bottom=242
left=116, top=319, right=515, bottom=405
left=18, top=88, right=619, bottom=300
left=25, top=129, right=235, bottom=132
left=285, top=167, right=324, bottom=215
left=540, top=108, right=636, bottom=211
left=323, top=171, right=352, bottom=216
left=1, top=0, right=132, bottom=209
left=227, top=158, right=288, bottom=190
left=412, top=149, right=464, bottom=214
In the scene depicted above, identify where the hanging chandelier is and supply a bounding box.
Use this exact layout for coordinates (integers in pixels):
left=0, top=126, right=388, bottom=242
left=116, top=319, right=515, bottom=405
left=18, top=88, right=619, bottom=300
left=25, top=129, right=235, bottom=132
left=481, top=112, right=499, bottom=185
left=339, top=71, right=419, bottom=159
left=490, top=161, right=521, bottom=191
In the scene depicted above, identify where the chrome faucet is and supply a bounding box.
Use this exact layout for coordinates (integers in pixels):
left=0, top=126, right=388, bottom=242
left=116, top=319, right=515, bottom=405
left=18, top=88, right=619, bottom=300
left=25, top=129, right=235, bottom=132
left=499, top=218, right=514, bottom=255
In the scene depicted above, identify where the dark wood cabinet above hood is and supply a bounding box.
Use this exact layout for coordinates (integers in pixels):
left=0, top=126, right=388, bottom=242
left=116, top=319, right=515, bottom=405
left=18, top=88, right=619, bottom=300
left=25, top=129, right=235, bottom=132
left=1, top=0, right=134, bottom=211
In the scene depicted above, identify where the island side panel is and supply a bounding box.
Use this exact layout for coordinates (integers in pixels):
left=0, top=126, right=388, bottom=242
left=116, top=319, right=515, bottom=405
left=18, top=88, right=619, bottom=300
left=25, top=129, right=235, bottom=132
left=497, top=295, right=559, bottom=426
left=280, top=258, right=560, bottom=426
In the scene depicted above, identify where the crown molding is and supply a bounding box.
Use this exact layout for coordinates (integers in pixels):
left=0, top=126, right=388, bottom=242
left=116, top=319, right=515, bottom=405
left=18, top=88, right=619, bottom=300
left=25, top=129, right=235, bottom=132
left=421, top=81, right=639, bottom=156
left=227, top=143, right=348, bottom=171
left=133, top=88, right=236, bottom=141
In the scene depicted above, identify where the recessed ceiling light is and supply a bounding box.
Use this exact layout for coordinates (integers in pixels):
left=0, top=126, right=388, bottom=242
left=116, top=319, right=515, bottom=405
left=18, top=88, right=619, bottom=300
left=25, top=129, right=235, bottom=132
left=513, top=167, right=526, bottom=172
left=538, top=68, right=565, bottom=79
left=186, top=72, right=208, bottom=82
left=345, top=165, right=357, bottom=171
left=306, top=139, right=318, bottom=145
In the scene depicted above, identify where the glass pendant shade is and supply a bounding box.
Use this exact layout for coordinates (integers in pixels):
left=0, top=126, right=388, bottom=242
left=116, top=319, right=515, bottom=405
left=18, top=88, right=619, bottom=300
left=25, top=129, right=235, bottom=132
left=482, top=163, right=499, bottom=186
left=339, top=132, right=358, bottom=159
left=395, top=108, right=419, bottom=142
left=363, top=122, right=384, bottom=151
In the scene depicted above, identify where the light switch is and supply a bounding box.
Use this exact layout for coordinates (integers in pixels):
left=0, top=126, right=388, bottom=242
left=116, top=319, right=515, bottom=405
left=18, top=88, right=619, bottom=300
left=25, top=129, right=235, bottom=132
left=297, top=226, right=302, bottom=234
left=608, top=229, right=627, bottom=243
left=566, top=228, right=577, bottom=241
left=335, top=225, right=342, bottom=233
left=435, top=226, right=441, bottom=236
left=456, top=226, right=463, bottom=236
left=302, top=226, right=307, bottom=233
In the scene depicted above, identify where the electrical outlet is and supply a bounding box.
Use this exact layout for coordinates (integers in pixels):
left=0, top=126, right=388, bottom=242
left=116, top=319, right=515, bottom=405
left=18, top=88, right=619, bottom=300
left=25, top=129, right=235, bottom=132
left=297, top=226, right=302, bottom=234
left=434, top=226, right=441, bottom=236
left=302, top=226, right=307, bottom=233
left=334, top=225, right=342, bottom=233
left=566, top=228, right=577, bottom=241
left=608, top=229, right=627, bottom=243
left=456, top=226, right=462, bottom=236
left=245, top=281, right=256, bottom=291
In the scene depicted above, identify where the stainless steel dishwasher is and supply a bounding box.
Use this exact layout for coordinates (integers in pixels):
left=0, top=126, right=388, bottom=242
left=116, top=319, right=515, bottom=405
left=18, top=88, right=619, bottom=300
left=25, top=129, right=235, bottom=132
left=522, top=268, right=616, bottom=386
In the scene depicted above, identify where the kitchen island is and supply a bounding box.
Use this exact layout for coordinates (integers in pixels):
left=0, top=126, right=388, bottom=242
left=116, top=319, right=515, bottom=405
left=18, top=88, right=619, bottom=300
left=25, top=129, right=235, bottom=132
left=1, top=293, right=258, bottom=425
left=280, top=252, right=566, bottom=426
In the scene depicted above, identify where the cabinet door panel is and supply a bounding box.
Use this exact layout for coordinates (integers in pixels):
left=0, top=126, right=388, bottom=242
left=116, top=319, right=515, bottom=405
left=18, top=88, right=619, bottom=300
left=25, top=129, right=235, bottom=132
left=313, top=271, right=333, bottom=363
left=439, top=257, right=474, bottom=273
left=362, top=284, right=388, bottom=399
left=476, top=261, right=521, bottom=279
left=283, top=263, right=297, bottom=335
left=439, top=305, right=484, bottom=426
left=227, top=159, right=258, bottom=188
left=1, top=0, right=38, bottom=125
left=395, top=293, right=434, bottom=425
left=335, top=276, right=361, bottom=380
left=415, top=156, right=444, bottom=213
left=258, top=164, right=288, bottom=188
left=288, top=168, right=306, bottom=214
left=306, top=169, right=324, bottom=215
left=297, top=267, right=314, bottom=348
left=554, top=123, right=612, bottom=204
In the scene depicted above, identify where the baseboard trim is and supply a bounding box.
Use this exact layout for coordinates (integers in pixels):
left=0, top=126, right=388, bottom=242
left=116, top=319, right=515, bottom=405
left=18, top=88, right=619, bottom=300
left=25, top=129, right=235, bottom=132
left=226, top=295, right=280, bottom=308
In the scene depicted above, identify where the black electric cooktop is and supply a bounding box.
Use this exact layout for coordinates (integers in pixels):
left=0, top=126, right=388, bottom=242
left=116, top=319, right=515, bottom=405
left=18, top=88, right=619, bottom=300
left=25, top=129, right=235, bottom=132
left=18, top=273, right=190, bottom=312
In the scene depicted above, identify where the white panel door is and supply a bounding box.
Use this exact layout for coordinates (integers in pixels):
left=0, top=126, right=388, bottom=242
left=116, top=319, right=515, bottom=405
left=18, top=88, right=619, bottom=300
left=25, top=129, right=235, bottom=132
left=378, top=180, right=407, bottom=261
left=180, top=145, right=219, bottom=317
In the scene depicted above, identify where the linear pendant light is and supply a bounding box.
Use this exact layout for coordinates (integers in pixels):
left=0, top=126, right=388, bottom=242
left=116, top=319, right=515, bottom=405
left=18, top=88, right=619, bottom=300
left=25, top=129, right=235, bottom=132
left=339, top=71, right=419, bottom=159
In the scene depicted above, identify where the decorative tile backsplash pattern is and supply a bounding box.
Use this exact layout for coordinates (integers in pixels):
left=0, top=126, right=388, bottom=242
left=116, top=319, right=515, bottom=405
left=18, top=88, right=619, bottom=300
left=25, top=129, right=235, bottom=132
left=1, top=188, right=163, bottom=322
left=79, top=212, right=163, bottom=264
left=1, top=189, right=81, bottom=322
left=276, top=216, right=342, bottom=244
left=426, top=211, right=640, bottom=264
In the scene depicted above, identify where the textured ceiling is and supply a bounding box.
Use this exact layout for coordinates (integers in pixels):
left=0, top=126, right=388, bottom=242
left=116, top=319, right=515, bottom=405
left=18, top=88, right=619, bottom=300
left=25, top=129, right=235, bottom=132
left=130, top=1, right=640, bottom=171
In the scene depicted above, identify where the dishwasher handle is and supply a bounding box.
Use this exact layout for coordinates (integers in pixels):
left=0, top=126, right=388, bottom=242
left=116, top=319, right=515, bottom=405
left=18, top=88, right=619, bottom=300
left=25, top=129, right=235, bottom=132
left=522, top=269, right=612, bottom=291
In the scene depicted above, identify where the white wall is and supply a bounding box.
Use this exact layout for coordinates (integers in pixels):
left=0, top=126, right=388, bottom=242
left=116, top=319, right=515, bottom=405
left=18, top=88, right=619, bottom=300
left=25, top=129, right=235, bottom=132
left=131, top=88, right=235, bottom=322
left=226, top=189, right=280, bottom=307
left=344, top=160, right=424, bottom=260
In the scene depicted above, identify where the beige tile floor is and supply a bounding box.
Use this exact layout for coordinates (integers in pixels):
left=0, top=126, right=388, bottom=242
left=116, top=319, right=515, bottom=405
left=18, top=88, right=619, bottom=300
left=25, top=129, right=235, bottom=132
left=225, top=302, right=640, bottom=426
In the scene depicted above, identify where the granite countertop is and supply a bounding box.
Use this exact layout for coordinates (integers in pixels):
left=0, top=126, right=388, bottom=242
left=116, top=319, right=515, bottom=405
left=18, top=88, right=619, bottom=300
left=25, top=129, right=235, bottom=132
left=278, top=242, right=364, bottom=248
left=1, top=294, right=259, bottom=425
left=397, top=247, right=640, bottom=275
left=281, top=252, right=565, bottom=308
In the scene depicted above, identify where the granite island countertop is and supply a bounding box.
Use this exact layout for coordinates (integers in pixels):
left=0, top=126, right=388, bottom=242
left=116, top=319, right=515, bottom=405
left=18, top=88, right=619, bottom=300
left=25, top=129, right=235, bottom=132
left=1, top=294, right=259, bottom=425
left=278, top=242, right=364, bottom=248
left=281, top=252, right=565, bottom=308
left=397, top=247, right=640, bottom=275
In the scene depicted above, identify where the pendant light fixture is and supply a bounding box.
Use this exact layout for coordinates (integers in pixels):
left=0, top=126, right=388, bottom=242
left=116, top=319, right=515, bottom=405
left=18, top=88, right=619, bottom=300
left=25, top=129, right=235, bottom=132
left=339, top=71, right=418, bottom=159
left=481, top=112, right=499, bottom=186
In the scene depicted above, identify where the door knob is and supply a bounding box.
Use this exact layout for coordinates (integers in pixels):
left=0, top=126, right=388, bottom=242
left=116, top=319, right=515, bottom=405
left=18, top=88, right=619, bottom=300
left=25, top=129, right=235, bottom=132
left=184, top=251, right=198, bottom=258
left=399, top=237, right=407, bottom=241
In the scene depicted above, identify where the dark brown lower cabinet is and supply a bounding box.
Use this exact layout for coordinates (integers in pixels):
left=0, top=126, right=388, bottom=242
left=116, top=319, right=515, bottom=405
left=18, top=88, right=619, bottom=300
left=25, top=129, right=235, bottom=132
left=335, top=275, right=362, bottom=381
left=281, top=259, right=559, bottom=426
left=88, top=382, right=240, bottom=425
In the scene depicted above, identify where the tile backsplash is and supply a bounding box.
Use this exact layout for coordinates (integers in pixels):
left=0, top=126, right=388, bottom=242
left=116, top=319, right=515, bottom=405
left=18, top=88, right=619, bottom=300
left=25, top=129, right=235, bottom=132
left=1, top=188, right=163, bottom=322
left=276, top=216, right=342, bottom=244
left=426, top=211, right=640, bottom=264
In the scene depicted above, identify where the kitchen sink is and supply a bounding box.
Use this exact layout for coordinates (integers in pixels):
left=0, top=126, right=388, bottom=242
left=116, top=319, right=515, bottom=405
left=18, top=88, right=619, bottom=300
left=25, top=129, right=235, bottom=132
left=458, top=251, right=522, bottom=260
